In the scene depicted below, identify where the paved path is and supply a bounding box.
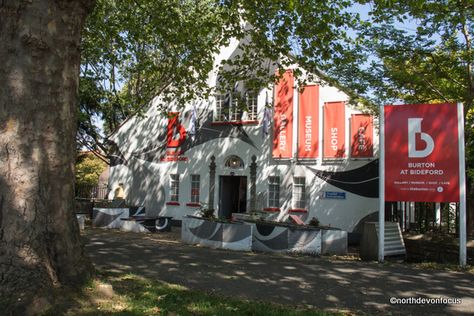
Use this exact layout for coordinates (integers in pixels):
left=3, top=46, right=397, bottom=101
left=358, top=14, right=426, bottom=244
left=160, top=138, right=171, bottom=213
left=83, top=228, right=474, bottom=315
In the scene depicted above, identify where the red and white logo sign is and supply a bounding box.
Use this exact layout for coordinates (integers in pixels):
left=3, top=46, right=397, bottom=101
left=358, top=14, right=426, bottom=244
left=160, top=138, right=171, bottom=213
left=167, top=112, right=187, bottom=148
left=384, top=103, right=459, bottom=202
left=162, top=112, right=188, bottom=161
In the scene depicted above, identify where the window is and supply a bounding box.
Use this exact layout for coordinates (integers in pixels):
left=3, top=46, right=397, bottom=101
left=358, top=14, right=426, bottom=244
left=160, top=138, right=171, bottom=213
left=293, top=177, right=306, bottom=209
left=170, top=174, right=180, bottom=202
left=229, top=93, right=242, bottom=121
left=215, top=94, right=227, bottom=121
left=224, top=155, right=244, bottom=169
left=190, top=174, right=200, bottom=203
left=214, top=92, right=257, bottom=122
left=268, top=176, right=280, bottom=208
left=246, top=92, right=258, bottom=121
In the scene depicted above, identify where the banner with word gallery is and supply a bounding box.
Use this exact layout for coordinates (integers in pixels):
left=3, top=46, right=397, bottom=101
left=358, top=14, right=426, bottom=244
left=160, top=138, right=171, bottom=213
left=323, top=101, right=346, bottom=158
left=297, top=85, right=319, bottom=158
left=384, top=103, right=460, bottom=202
left=350, top=114, right=374, bottom=158
left=272, top=70, right=294, bottom=159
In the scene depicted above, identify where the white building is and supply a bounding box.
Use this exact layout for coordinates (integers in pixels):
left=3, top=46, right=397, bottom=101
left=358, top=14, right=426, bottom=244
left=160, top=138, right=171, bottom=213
left=107, top=37, right=379, bottom=237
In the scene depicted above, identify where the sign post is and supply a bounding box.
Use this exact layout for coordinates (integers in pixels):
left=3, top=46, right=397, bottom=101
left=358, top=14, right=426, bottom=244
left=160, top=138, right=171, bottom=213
left=457, top=102, right=467, bottom=267
left=381, top=102, right=466, bottom=266
left=379, top=105, right=385, bottom=262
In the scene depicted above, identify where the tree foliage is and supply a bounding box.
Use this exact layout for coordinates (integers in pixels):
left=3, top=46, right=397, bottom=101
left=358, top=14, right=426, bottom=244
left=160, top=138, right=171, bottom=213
left=355, top=0, right=474, bottom=190
left=75, top=152, right=108, bottom=186
left=220, top=0, right=474, bottom=231
left=78, top=0, right=241, bottom=160
left=224, top=0, right=473, bottom=182
left=79, top=0, right=474, bottom=185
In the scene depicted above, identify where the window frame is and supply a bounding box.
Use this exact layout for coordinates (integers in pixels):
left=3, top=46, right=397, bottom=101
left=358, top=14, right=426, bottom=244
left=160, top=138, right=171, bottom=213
left=169, top=174, right=180, bottom=202
left=268, top=176, right=280, bottom=208
left=213, top=91, right=258, bottom=123
left=292, top=176, right=306, bottom=209
left=224, top=155, right=245, bottom=169
left=215, top=94, right=227, bottom=121
left=190, top=174, right=200, bottom=203
left=246, top=91, right=258, bottom=121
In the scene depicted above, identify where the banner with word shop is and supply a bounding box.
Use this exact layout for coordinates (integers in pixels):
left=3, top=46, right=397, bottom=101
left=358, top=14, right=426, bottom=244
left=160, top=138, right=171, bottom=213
left=384, top=103, right=460, bottom=202
left=272, top=70, right=294, bottom=159
left=298, top=85, right=319, bottom=158
left=351, top=114, right=374, bottom=158
left=323, top=101, right=346, bottom=158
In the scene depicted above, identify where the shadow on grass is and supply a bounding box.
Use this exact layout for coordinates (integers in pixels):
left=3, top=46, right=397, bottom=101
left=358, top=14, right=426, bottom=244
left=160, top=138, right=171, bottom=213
left=82, top=228, right=474, bottom=316
left=44, top=270, right=340, bottom=316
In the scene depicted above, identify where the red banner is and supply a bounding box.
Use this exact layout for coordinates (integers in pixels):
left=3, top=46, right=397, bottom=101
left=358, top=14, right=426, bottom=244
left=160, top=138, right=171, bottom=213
left=351, top=114, right=374, bottom=158
left=384, top=103, right=460, bottom=202
left=323, top=101, right=346, bottom=158
left=273, top=70, right=294, bottom=158
left=298, top=85, right=319, bottom=158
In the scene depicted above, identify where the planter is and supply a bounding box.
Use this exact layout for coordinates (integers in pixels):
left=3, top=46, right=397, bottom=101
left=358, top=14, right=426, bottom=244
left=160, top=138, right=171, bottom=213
left=250, top=221, right=347, bottom=255
left=321, top=229, right=348, bottom=255
left=92, top=207, right=130, bottom=228
left=181, top=216, right=253, bottom=251
left=120, top=217, right=173, bottom=233
left=92, top=206, right=146, bottom=230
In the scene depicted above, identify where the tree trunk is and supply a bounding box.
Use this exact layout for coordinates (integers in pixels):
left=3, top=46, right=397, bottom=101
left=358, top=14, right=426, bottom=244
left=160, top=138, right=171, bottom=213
left=0, top=0, right=95, bottom=312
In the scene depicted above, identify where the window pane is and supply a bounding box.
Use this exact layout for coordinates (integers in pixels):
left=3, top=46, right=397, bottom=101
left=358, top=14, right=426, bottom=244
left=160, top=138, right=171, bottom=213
left=229, top=93, right=241, bottom=121
left=293, top=177, right=305, bottom=208
left=215, top=94, right=226, bottom=121
left=191, top=174, right=200, bottom=203
left=268, top=176, right=280, bottom=208
left=247, top=92, right=258, bottom=121
left=170, top=174, right=179, bottom=202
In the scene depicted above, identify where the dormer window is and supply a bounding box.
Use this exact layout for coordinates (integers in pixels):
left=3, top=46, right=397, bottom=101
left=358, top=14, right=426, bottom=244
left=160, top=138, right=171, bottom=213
left=246, top=92, right=258, bottom=121
left=214, top=92, right=258, bottom=123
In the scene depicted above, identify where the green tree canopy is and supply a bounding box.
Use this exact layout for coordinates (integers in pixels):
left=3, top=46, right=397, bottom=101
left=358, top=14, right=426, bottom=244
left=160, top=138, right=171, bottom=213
left=75, top=152, right=108, bottom=187
left=78, top=0, right=241, bottom=160
left=79, top=0, right=474, bottom=185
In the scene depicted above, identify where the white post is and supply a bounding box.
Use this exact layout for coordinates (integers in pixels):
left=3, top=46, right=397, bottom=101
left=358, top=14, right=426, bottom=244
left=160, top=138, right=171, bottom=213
left=378, top=105, right=385, bottom=262
left=410, top=202, right=415, bottom=223
left=401, top=201, right=406, bottom=231
left=435, top=203, right=441, bottom=226
left=457, top=102, right=466, bottom=267
left=318, top=96, right=324, bottom=163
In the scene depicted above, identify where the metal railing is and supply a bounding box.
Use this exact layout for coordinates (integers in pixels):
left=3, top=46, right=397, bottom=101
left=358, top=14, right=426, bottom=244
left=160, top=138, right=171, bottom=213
left=75, top=184, right=109, bottom=200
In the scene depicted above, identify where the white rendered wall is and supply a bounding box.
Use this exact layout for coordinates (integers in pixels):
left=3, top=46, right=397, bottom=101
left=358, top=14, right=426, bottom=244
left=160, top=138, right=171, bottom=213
left=108, top=40, right=379, bottom=232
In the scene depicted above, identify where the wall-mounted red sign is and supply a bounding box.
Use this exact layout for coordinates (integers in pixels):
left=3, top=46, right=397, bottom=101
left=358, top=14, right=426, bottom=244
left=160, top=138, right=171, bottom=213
left=273, top=70, right=294, bottom=159
left=323, top=101, right=346, bottom=158
left=167, top=112, right=187, bottom=148
left=162, top=112, right=188, bottom=161
left=298, top=85, right=319, bottom=159
left=384, top=103, right=459, bottom=202
left=351, top=114, right=374, bottom=158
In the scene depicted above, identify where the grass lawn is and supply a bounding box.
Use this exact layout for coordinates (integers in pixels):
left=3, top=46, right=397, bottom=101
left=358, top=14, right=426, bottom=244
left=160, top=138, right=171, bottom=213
left=45, top=271, right=344, bottom=316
